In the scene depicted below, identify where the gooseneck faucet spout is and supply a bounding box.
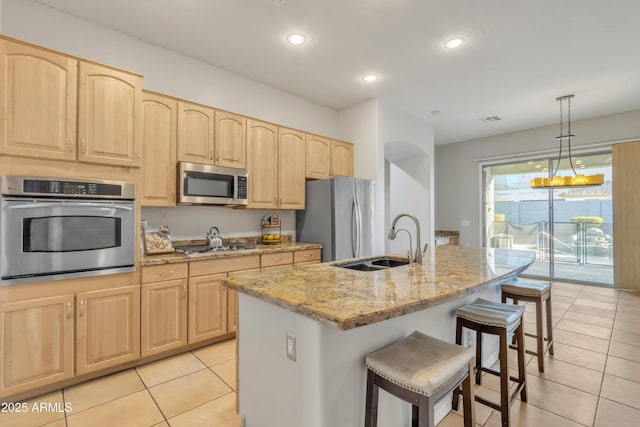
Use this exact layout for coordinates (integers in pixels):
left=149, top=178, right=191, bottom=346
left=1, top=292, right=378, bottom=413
left=388, top=213, right=424, bottom=265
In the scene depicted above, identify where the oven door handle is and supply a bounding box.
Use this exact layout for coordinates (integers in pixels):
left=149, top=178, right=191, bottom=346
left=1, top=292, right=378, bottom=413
left=7, top=202, right=133, bottom=211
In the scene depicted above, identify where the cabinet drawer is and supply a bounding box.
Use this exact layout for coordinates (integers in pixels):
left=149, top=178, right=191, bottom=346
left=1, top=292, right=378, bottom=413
left=261, top=252, right=294, bottom=268
left=142, top=263, right=188, bottom=283
left=190, top=255, right=260, bottom=277
left=294, top=249, right=321, bottom=264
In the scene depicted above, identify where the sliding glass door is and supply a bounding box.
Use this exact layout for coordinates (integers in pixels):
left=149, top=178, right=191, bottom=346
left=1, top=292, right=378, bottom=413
left=483, top=152, right=613, bottom=286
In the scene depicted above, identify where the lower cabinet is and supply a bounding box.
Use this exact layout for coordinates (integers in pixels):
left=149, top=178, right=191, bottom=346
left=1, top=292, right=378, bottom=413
left=0, top=283, right=140, bottom=397
left=141, top=279, right=188, bottom=357
left=188, top=273, right=228, bottom=343
left=76, top=285, right=140, bottom=375
left=0, top=295, right=74, bottom=397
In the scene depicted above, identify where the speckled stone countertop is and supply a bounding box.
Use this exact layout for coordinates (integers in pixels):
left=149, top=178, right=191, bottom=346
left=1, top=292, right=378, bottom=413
left=223, top=246, right=536, bottom=330
left=141, top=242, right=322, bottom=266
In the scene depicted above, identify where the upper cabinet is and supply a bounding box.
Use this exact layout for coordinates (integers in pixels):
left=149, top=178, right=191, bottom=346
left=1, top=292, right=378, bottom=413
left=278, top=128, right=306, bottom=209
left=215, top=111, right=246, bottom=169
left=305, top=134, right=331, bottom=179
left=77, top=61, right=142, bottom=167
left=0, top=38, right=142, bottom=167
left=0, top=39, right=77, bottom=161
left=177, top=101, right=215, bottom=164
left=330, top=140, right=354, bottom=177
left=141, top=91, right=177, bottom=206
left=247, top=119, right=278, bottom=208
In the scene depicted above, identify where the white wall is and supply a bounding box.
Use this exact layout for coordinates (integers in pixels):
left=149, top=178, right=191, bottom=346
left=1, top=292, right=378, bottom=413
left=337, top=99, right=378, bottom=180
left=435, top=109, right=640, bottom=247
left=142, top=206, right=295, bottom=242
left=378, top=101, right=435, bottom=255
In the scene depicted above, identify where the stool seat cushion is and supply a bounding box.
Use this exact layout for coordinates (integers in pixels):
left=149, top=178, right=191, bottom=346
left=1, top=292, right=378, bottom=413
left=501, top=279, right=550, bottom=298
left=365, top=331, right=474, bottom=397
left=456, top=298, right=524, bottom=334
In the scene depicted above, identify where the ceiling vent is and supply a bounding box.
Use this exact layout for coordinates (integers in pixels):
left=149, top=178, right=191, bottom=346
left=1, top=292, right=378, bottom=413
left=480, top=116, right=502, bottom=123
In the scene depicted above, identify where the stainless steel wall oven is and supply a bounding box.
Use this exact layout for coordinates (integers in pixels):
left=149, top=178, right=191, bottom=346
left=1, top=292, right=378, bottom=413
left=1, top=176, right=136, bottom=285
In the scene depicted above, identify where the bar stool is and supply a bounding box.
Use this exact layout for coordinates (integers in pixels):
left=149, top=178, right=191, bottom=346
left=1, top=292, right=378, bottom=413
left=501, top=278, right=554, bottom=372
left=452, top=298, right=526, bottom=427
left=365, top=330, right=476, bottom=427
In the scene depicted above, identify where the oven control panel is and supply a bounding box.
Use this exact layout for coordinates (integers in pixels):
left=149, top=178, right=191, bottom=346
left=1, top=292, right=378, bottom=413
left=1, top=176, right=135, bottom=200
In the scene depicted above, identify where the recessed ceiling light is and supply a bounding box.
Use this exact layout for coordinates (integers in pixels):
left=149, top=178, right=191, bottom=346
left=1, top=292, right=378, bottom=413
left=287, top=33, right=306, bottom=46
left=444, top=37, right=465, bottom=49
left=361, top=74, right=378, bottom=83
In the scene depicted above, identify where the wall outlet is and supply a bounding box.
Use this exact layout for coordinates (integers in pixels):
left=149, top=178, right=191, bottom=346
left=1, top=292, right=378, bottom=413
left=286, top=331, right=296, bottom=361
left=462, top=219, right=471, bottom=227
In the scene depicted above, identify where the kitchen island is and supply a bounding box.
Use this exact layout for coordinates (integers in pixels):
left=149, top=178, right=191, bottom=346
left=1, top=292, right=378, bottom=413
left=223, top=246, right=536, bottom=427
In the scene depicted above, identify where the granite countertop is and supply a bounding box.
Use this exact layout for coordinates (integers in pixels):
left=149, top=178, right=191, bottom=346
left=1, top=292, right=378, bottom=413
left=222, top=246, right=536, bottom=330
left=141, top=242, right=322, bottom=266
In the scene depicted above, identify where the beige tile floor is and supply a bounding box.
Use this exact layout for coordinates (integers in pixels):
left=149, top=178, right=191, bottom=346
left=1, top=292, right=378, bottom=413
left=3, top=282, right=640, bottom=426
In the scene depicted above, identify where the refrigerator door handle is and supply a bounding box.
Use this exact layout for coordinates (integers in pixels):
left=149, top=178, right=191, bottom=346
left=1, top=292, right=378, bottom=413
left=354, top=196, right=362, bottom=257
left=351, top=196, right=358, bottom=258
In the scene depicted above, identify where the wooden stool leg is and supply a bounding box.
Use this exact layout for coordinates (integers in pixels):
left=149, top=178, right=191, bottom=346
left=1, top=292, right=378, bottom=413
left=516, top=322, right=527, bottom=403
left=475, top=330, right=483, bottom=385
left=365, top=370, right=378, bottom=427
left=461, top=363, right=476, bottom=427
left=417, top=396, right=434, bottom=427
left=535, top=298, right=545, bottom=372
left=546, top=294, right=554, bottom=355
left=452, top=319, right=464, bottom=411
left=499, top=329, right=511, bottom=427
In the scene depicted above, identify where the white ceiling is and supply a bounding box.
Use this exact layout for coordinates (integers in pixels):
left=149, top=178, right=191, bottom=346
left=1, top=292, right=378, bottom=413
left=35, top=0, right=640, bottom=145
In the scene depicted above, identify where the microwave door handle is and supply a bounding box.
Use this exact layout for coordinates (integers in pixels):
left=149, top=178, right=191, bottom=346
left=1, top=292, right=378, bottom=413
left=7, top=202, right=133, bottom=211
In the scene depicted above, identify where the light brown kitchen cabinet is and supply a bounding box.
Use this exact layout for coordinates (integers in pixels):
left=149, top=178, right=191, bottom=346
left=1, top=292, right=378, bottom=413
left=294, top=249, right=321, bottom=267
left=215, top=110, right=246, bottom=169
left=0, top=39, right=77, bottom=161
left=188, top=273, right=228, bottom=343
left=278, top=128, right=306, bottom=209
left=306, top=134, right=331, bottom=179
left=227, top=268, right=259, bottom=333
left=0, top=295, right=74, bottom=398
left=247, top=119, right=279, bottom=208
left=177, top=100, right=215, bottom=164
left=141, top=91, right=177, bottom=206
left=330, top=140, right=354, bottom=177
left=141, top=263, right=188, bottom=357
left=77, top=61, right=141, bottom=167
left=75, top=285, right=140, bottom=375
left=0, top=38, right=142, bottom=168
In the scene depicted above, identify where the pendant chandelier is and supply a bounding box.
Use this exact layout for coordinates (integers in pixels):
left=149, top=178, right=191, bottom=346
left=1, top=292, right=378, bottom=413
left=530, top=95, right=604, bottom=188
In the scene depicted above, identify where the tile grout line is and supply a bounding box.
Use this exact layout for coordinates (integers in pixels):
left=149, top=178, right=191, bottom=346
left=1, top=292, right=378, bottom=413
left=132, top=366, right=169, bottom=426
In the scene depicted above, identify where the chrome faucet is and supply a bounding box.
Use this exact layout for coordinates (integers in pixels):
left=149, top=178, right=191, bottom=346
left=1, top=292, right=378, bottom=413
left=388, top=213, right=427, bottom=265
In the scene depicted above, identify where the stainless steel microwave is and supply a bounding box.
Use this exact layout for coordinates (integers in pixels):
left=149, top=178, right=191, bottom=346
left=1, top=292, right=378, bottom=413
left=178, top=162, right=248, bottom=206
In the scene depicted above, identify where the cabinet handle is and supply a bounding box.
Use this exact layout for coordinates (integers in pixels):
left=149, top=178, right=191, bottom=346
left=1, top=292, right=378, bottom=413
left=79, top=300, right=85, bottom=317
left=304, top=253, right=312, bottom=258
left=216, top=152, right=220, bottom=162
left=273, top=257, right=281, bottom=262
left=66, top=302, right=72, bottom=319
left=171, top=190, right=176, bottom=203
left=159, top=270, right=175, bottom=277
left=183, top=285, right=187, bottom=298
left=80, top=138, right=87, bottom=154
left=68, top=137, right=74, bottom=153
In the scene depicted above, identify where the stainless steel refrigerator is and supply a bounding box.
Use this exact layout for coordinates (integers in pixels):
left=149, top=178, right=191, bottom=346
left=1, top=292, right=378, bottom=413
left=296, top=176, right=375, bottom=262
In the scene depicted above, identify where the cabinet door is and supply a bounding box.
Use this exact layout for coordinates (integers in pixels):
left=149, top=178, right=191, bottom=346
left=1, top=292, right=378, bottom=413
left=141, top=92, right=177, bottom=206
left=227, top=268, right=259, bottom=334
left=0, top=39, right=77, bottom=161
left=278, top=127, right=306, bottom=209
left=141, top=279, right=188, bottom=357
left=215, top=111, right=246, bottom=169
left=305, top=134, right=331, bottom=179
left=77, top=61, right=142, bottom=167
left=76, top=285, right=140, bottom=375
left=188, top=273, right=228, bottom=343
left=0, top=295, right=74, bottom=398
left=247, top=119, right=278, bottom=208
left=177, top=101, right=215, bottom=164
left=331, top=140, right=354, bottom=177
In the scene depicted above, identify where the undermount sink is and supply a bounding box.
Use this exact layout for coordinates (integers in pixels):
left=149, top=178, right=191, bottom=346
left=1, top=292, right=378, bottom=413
left=336, top=256, right=410, bottom=271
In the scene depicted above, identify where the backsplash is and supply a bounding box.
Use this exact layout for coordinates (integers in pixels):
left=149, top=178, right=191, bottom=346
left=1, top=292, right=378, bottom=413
left=142, top=206, right=296, bottom=242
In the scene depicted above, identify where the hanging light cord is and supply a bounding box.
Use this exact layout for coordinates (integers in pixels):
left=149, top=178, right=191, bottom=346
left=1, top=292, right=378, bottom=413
left=553, top=96, right=578, bottom=177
